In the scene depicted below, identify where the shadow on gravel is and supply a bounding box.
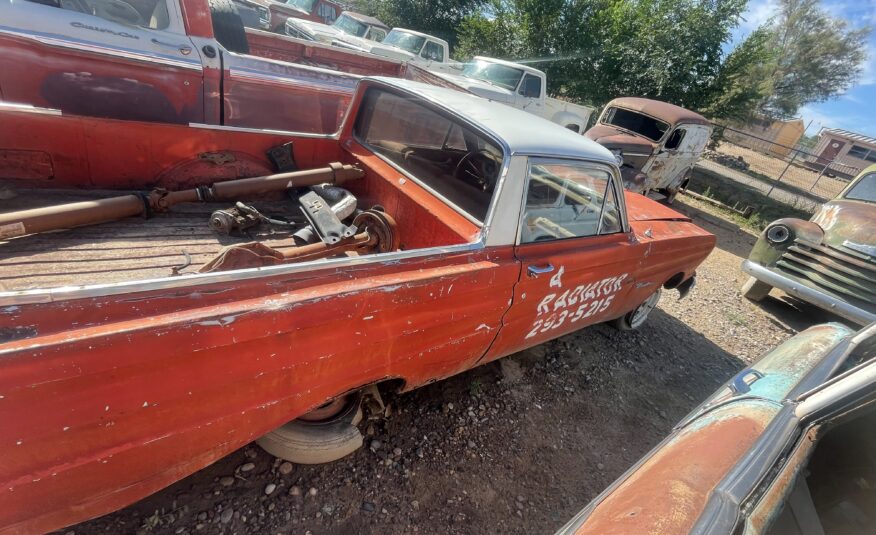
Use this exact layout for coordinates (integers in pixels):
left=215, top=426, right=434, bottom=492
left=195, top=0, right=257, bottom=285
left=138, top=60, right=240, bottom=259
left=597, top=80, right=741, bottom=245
left=753, top=294, right=856, bottom=331
left=671, top=201, right=758, bottom=259
left=72, top=307, right=745, bottom=535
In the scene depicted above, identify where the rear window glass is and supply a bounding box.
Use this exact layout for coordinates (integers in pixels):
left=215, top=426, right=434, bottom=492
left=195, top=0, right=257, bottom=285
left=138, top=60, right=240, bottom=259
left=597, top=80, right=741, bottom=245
left=354, top=88, right=503, bottom=222
left=603, top=107, right=669, bottom=142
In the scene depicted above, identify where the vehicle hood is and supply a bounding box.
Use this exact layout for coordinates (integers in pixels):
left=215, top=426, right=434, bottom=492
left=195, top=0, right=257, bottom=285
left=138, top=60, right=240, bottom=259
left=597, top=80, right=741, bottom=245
left=623, top=192, right=690, bottom=222
left=332, top=35, right=373, bottom=51
left=272, top=3, right=308, bottom=16
left=810, top=199, right=875, bottom=255
left=584, top=124, right=657, bottom=154
left=369, top=44, right=416, bottom=61
left=431, top=73, right=514, bottom=102
left=556, top=323, right=855, bottom=535
left=287, top=19, right=340, bottom=40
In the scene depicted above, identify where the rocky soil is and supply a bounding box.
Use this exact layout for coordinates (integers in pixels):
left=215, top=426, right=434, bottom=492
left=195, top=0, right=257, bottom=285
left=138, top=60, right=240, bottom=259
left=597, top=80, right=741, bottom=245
left=67, top=197, right=848, bottom=535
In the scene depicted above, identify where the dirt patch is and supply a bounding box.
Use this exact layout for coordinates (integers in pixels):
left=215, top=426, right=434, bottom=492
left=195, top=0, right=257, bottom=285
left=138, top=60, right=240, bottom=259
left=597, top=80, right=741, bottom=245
left=67, top=198, right=845, bottom=535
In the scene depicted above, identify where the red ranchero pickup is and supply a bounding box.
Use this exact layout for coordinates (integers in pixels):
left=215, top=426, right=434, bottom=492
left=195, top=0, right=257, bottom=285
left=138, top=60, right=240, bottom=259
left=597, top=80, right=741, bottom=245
left=0, top=77, right=715, bottom=533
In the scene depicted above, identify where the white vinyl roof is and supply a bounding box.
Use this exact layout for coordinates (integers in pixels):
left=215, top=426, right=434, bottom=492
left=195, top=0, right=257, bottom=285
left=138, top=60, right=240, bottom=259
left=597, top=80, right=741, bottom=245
left=369, top=77, right=614, bottom=163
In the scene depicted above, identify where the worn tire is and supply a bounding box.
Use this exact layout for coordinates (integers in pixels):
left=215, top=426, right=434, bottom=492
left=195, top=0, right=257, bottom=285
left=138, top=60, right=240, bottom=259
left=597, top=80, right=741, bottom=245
left=741, top=276, right=772, bottom=301
left=209, top=0, right=250, bottom=54
left=256, top=395, right=363, bottom=464
left=611, top=287, right=662, bottom=331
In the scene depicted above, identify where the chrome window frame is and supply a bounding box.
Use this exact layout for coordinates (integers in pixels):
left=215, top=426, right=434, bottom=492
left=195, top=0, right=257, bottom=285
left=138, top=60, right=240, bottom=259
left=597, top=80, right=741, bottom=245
left=515, top=156, right=629, bottom=246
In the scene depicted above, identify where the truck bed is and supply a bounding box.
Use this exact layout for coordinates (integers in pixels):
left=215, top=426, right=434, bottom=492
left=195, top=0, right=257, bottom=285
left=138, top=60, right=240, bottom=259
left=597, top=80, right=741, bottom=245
left=0, top=188, right=305, bottom=292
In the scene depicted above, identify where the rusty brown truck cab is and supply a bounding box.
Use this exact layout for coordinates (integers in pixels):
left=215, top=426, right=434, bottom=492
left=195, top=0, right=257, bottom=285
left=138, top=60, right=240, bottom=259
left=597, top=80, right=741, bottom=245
left=585, top=97, right=712, bottom=202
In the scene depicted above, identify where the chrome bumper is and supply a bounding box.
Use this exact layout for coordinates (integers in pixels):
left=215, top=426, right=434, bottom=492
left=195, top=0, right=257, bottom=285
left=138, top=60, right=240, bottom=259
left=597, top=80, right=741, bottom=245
left=742, top=260, right=876, bottom=326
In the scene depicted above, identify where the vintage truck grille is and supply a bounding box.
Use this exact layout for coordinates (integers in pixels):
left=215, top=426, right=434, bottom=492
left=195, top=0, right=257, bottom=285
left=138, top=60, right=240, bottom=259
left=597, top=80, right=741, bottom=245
left=258, top=7, right=269, bottom=26
left=776, top=239, right=876, bottom=303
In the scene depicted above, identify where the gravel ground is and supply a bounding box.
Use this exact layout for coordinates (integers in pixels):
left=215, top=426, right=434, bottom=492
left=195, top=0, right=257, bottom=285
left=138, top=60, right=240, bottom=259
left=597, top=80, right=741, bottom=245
left=67, top=196, right=849, bottom=535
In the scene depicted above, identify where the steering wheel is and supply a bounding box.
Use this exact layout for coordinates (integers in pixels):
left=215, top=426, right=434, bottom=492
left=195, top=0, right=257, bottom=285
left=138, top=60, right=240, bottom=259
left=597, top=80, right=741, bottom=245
left=91, top=0, right=142, bottom=25
left=454, top=150, right=500, bottom=192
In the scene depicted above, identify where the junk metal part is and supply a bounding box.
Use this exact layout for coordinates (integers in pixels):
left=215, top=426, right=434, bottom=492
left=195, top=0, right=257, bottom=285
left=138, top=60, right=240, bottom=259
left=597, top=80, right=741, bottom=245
left=0, top=163, right=363, bottom=240
left=266, top=142, right=297, bottom=173
left=209, top=202, right=296, bottom=236
left=198, top=208, right=399, bottom=273
left=298, top=190, right=356, bottom=245
left=293, top=185, right=357, bottom=245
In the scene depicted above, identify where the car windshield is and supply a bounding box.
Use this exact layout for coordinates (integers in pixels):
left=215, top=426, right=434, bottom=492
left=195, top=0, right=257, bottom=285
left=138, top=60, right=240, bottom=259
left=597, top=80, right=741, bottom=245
left=285, top=0, right=315, bottom=11
left=462, top=60, right=524, bottom=91
left=332, top=14, right=368, bottom=37
left=602, top=107, right=669, bottom=142
left=383, top=30, right=426, bottom=54
left=844, top=172, right=876, bottom=203
left=354, top=88, right=503, bottom=222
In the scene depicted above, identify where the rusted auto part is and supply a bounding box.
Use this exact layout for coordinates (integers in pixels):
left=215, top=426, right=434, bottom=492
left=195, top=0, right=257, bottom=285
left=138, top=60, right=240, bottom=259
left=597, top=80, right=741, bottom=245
left=298, top=190, right=357, bottom=245
left=208, top=202, right=297, bottom=236
left=0, top=163, right=363, bottom=240
left=198, top=209, right=399, bottom=272
left=292, top=185, right=358, bottom=245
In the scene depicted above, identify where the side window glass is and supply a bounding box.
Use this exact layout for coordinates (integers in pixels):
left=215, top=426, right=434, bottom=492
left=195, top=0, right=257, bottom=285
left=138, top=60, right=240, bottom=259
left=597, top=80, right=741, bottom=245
left=421, top=41, right=444, bottom=62
left=520, top=160, right=622, bottom=243
left=368, top=28, right=386, bottom=42
left=50, top=0, right=171, bottom=30
left=664, top=128, right=685, bottom=150
left=519, top=74, right=541, bottom=98
left=317, top=3, right=336, bottom=23
left=600, top=182, right=622, bottom=234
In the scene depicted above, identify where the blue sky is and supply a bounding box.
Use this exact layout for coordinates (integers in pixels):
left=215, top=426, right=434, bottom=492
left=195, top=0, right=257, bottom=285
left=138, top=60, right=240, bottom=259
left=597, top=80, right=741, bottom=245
left=733, top=0, right=876, bottom=137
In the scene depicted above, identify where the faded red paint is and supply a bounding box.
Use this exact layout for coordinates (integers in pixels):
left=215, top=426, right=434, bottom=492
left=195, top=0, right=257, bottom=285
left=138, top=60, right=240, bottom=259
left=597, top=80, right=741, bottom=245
left=0, top=83, right=715, bottom=533
left=571, top=403, right=777, bottom=535
left=0, top=105, right=341, bottom=189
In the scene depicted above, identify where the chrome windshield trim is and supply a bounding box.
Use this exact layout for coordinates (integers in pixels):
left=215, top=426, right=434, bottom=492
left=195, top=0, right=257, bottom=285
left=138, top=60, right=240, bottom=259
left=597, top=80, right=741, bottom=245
left=0, top=26, right=202, bottom=71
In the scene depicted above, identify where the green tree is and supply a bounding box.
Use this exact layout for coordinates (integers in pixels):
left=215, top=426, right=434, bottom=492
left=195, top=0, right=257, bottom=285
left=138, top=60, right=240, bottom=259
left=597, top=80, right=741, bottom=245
left=758, top=0, right=870, bottom=117
left=700, top=27, right=775, bottom=121
left=457, top=0, right=750, bottom=112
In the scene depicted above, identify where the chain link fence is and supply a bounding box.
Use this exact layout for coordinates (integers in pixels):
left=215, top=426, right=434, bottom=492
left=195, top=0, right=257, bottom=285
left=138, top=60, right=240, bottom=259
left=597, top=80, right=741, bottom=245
left=701, top=125, right=859, bottom=205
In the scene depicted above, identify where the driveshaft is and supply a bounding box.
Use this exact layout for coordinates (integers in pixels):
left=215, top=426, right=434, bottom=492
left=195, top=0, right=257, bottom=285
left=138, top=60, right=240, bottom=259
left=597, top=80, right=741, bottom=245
left=0, top=162, right=364, bottom=240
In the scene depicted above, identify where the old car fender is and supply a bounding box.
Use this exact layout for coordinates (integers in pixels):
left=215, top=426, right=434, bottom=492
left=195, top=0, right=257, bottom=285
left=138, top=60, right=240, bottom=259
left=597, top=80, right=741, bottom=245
left=748, top=218, right=824, bottom=267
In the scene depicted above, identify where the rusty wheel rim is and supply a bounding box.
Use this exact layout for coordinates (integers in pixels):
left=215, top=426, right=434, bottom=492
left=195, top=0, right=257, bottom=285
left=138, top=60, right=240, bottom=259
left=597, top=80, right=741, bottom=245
left=297, top=396, right=351, bottom=422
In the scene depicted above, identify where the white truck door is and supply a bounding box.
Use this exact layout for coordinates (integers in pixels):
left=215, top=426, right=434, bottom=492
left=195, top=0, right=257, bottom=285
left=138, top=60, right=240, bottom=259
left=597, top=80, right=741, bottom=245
left=0, top=0, right=205, bottom=124
left=517, top=73, right=544, bottom=113
left=642, top=124, right=711, bottom=192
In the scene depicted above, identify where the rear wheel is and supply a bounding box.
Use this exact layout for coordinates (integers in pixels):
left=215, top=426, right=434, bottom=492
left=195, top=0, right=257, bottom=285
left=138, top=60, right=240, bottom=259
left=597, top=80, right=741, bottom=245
left=208, top=0, right=250, bottom=54
left=256, top=392, right=364, bottom=464
left=611, top=288, right=662, bottom=330
left=741, top=276, right=772, bottom=301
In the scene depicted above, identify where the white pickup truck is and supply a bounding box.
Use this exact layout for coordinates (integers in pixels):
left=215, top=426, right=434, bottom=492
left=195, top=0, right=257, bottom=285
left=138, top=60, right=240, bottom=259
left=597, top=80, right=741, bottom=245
left=430, top=56, right=594, bottom=133
left=329, top=26, right=456, bottom=67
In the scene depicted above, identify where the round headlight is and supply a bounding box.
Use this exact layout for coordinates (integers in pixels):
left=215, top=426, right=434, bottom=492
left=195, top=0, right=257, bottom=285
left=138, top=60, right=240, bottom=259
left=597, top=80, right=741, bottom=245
left=610, top=149, right=624, bottom=166
left=766, top=224, right=791, bottom=244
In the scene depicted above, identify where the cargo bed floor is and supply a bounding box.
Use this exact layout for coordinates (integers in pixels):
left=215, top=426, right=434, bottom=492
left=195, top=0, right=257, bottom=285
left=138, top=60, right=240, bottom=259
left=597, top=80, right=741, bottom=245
left=0, top=187, right=306, bottom=292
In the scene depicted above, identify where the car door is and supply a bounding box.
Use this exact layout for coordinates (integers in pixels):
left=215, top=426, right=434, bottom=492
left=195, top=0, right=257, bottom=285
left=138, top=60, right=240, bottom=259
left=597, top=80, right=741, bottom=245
left=0, top=0, right=205, bottom=124
left=515, top=73, right=544, bottom=114
left=642, top=123, right=711, bottom=191
left=482, top=157, right=645, bottom=362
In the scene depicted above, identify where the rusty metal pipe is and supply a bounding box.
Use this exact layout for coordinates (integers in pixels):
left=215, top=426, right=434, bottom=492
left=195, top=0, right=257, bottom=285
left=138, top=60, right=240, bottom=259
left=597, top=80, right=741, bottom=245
left=0, top=163, right=363, bottom=240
